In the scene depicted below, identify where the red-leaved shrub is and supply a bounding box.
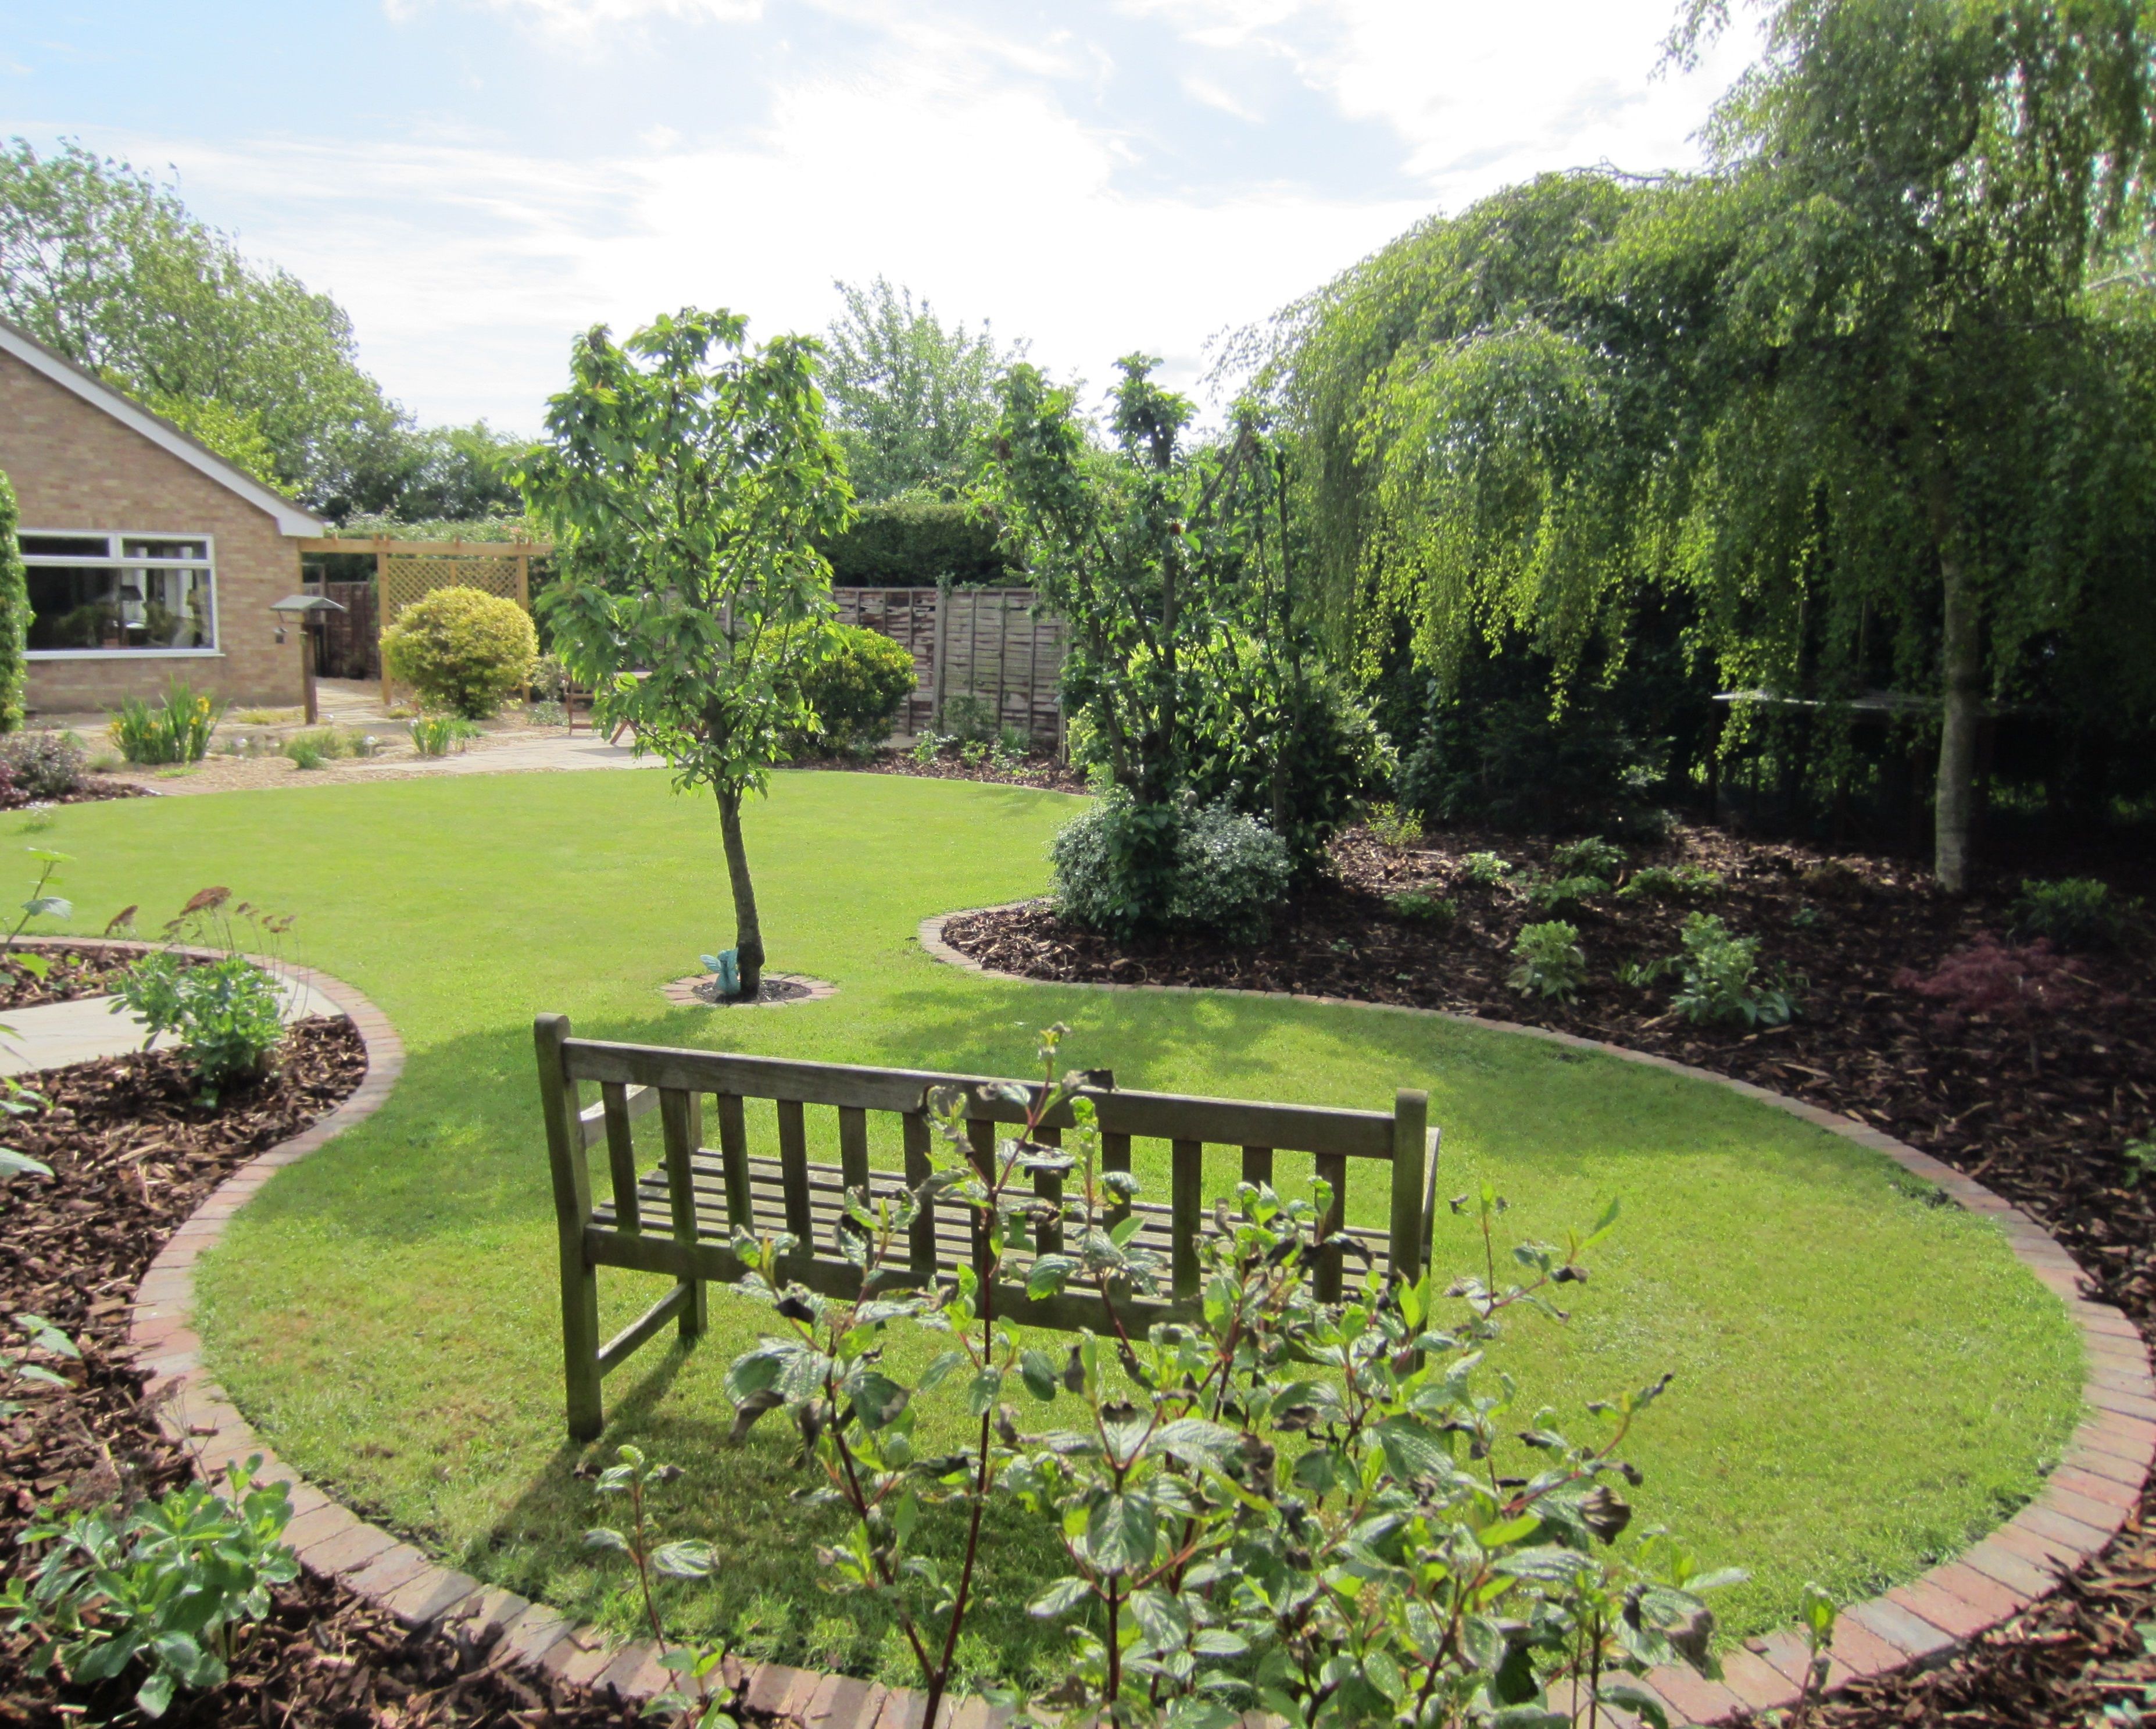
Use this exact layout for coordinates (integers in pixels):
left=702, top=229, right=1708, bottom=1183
left=1893, top=937, right=2118, bottom=1069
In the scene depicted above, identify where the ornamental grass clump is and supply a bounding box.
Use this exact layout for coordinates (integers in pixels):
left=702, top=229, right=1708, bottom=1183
left=380, top=585, right=538, bottom=719
left=598, top=1027, right=1744, bottom=1729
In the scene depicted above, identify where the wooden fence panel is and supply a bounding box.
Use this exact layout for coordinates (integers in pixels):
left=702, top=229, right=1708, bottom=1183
left=835, top=585, right=1067, bottom=746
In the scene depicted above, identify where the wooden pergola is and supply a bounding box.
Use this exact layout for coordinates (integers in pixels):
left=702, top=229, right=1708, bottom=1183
left=298, top=537, right=553, bottom=705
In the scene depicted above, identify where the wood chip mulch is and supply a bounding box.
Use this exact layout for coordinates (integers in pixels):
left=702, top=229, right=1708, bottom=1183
left=791, top=749, right=1088, bottom=794
left=0, top=1021, right=646, bottom=1729
left=948, top=823, right=2156, bottom=1727
left=0, top=946, right=153, bottom=1012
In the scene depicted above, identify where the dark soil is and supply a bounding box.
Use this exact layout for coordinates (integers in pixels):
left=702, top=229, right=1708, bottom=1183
left=3, top=779, right=153, bottom=809
left=949, top=823, right=2156, bottom=1726
left=0, top=1023, right=650, bottom=1729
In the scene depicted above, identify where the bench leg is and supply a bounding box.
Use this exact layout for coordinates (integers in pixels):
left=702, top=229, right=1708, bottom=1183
left=679, top=1274, right=707, bottom=1343
left=563, top=1251, right=605, bottom=1441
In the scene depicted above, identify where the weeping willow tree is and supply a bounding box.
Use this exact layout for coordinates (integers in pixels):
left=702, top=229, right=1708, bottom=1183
left=1268, top=0, right=2156, bottom=888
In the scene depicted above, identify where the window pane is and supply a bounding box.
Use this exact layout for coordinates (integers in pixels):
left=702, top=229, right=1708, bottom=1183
left=26, top=562, right=214, bottom=650
left=120, top=537, right=209, bottom=562
left=18, top=534, right=110, bottom=558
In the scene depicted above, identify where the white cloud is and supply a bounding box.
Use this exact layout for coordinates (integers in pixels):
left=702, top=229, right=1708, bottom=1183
left=41, top=1, right=1757, bottom=429
left=385, top=0, right=763, bottom=38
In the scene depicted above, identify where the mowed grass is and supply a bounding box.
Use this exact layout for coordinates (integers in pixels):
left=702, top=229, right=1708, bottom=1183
left=28, top=770, right=2080, bottom=1687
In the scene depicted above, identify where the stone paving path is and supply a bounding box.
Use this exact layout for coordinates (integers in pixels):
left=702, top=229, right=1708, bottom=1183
left=0, top=974, right=344, bottom=1076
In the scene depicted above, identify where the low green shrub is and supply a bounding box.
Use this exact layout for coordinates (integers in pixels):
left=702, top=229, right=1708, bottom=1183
left=380, top=585, right=537, bottom=718
left=1669, top=913, right=1796, bottom=1028
left=1367, top=802, right=1425, bottom=849
left=1620, top=864, right=1726, bottom=902
left=1511, top=919, right=1587, bottom=1001
left=108, top=677, right=224, bottom=765
left=1522, top=873, right=1610, bottom=915
left=910, top=730, right=953, bottom=765
left=941, top=693, right=998, bottom=744
left=1389, top=888, right=1456, bottom=924
left=792, top=624, right=917, bottom=752
left=1, top=1457, right=298, bottom=1719
left=0, top=731, right=88, bottom=799
left=2011, top=877, right=2137, bottom=951
left=113, top=952, right=285, bottom=1102
left=409, top=716, right=482, bottom=758
left=1461, top=851, right=1514, bottom=886
left=1550, top=835, right=1626, bottom=879
left=281, top=730, right=380, bottom=770
left=527, top=699, right=568, bottom=727
left=1051, top=793, right=1292, bottom=942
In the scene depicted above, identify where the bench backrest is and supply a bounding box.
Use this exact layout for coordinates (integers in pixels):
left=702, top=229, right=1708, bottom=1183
left=537, top=1014, right=1435, bottom=1328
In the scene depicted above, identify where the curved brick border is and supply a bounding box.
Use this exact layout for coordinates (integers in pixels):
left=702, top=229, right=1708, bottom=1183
left=918, top=905, right=2156, bottom=1724
left=660, top=971, right=839, bottom=1009
left=60, top=905, right=2154, bottom=1729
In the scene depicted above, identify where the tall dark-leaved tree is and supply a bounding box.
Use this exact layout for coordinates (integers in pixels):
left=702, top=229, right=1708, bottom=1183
left=521, top=309, right=853, bottom=1000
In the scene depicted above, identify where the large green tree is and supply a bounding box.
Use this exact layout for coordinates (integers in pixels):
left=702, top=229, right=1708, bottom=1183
left=520, top=309, right=853, bottom=1001
left=1272, top=1, right=2156, bottom=888
left=823, top=277, right=1013, bottom=502
left=0, top=139, right=408, bottom=513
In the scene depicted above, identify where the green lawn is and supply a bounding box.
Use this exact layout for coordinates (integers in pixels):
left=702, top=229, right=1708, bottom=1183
left=32, top=770, right=2079, bottom=1687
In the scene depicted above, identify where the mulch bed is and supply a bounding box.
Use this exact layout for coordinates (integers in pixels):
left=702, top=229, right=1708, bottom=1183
left=949, top=823, right=2156, bottom=1726
left=791, top=749, right=1088, bottom=794
left=6, top=780, right=153, bottom=808
left=0, top=943, right=193, bottom=1012
left=0, top=1021, right=647, bottom=1728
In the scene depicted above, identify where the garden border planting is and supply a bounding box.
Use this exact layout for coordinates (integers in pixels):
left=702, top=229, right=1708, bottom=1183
left=916, top=903, right=2156, bottom=1726
left=51, top=905, right=2148, bottom=1729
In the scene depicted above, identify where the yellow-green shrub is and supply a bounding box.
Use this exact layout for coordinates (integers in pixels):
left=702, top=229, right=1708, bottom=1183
left=380, top=586, right=537, bottom=718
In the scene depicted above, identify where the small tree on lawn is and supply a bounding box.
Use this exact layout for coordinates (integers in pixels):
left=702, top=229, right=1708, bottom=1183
left=521, top=309, right=853, bottom=1000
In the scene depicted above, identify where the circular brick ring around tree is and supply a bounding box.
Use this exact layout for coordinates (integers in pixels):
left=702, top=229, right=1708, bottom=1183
left=76, top=917, right=2156, bottom=1729
left=660, top=972, right=838, bottom=1008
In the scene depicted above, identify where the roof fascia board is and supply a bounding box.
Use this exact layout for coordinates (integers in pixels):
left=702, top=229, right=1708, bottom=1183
left=0, top=322, right=325, bottom=537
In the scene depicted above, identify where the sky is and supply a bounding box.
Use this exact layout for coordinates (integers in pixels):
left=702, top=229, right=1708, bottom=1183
left=1, top=1, right=1761, bottom=435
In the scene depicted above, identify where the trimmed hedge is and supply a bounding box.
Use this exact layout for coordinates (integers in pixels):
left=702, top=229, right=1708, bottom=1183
left=0, top=470, right=26, bottom=731
left=820, top=496, right=1013, bottom=587
left=380, top=585, right=537, bottom=717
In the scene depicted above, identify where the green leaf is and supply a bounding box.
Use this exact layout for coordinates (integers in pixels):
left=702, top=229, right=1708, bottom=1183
left=967, top=1368, right=1003, bottom=1417
left=0, top=1149, right=47, bottom=1180
left=584, top=1526, right=631, bottom=1552
left=1146, top=1417, right=1238, bottom=1469
left=918, top=1349, right=966, bottom=1393
left=851, top=1372, right=910, bottom=1429
left=1083, top=1492, right=1157, bottom=1575
left=1019, top=1349, right=1059, bottom=1402
left=1374, top=1416, right=1450, bottom=1481
left=1027, top=1254, right=1077, bottom=1298
left=1027, top=1576, right=1092, bottom=1619
left=652, top=1539, right=717, bottom=1578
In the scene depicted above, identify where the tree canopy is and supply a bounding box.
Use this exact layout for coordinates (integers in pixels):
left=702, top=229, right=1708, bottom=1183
left=1266, top=0, right=2156, bottom=884
left=822, top=277, right=1015, bottom=503
left=521, top=308, right=853, bottom=999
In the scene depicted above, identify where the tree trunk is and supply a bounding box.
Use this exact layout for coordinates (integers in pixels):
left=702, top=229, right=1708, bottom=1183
left=1933, top=545, right=1982, bottom=893
left=716, top=784, right=764, bottom=999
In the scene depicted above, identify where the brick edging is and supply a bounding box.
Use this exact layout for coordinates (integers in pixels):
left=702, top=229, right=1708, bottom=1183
left=660, top=971, right=839, bottom=1009
left=37, top=937, right=925, bottom=1724
left=916, top=906, right=2156, bottom=1724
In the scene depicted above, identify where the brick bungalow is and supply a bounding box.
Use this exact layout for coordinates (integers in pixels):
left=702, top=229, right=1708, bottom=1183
left=0, top=316, right=324, bottom=716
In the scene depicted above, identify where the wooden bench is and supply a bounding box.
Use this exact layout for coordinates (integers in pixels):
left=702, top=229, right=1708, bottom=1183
left=536, top=1014, right=1441, bottom=1439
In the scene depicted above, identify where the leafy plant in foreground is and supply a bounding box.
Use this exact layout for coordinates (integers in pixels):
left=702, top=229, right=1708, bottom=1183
left=1510, top=921, right=1587, bottom=1003
left=113, top=951, right=285, bottom=1102
left=0, top=1311, right=76, bottom=1419
left=1367, top=803, right=1425, bottom=849
left=409, top=715, right=483, bottom=758
left=0, top=1457, right=299, bottom=1718
left=705, top=1026, right=1739, bottom=1728
left=1668, top=915, right=1794, bottom=1031
left=1521, top=874, right=1610, bottom=917
left=1388, top=889, right=1455, bottom=926
left=1461, top=852, right=1514, bottom=888
left=584, top=1446, right=739, bottom=1728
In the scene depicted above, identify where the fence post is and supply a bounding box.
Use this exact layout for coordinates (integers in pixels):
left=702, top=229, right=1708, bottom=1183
left=931, top=580, right=950, bottom=731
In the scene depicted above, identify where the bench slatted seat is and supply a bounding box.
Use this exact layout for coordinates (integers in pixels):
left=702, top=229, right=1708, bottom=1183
left=537, top=1014, right=1441, bottom=1440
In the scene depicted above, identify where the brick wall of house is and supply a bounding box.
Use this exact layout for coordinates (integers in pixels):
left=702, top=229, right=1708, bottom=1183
left=0, top=348, right=307, bottom=716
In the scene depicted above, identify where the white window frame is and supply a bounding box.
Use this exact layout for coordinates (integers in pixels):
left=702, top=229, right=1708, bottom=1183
left=18, top=529, right=224, bottom=660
